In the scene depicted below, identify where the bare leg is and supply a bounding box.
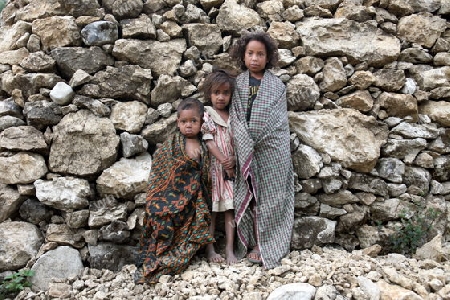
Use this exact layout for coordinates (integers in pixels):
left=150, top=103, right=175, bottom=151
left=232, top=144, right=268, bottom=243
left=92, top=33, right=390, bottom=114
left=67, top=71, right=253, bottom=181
left=206, top=212, right=224, bottom=263
left=247, top=201, right=261, bottom=263
left=224, top=210, right=238, bottom=265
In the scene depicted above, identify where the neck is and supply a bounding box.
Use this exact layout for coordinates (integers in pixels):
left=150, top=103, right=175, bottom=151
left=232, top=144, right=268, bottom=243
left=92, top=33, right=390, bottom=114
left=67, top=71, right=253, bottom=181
left=250, top=70, right=264, bottom=80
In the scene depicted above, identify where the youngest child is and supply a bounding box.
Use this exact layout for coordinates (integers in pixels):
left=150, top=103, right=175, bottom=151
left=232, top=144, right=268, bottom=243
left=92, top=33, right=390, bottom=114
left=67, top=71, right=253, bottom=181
left=135, top=98, right=215, bottom=284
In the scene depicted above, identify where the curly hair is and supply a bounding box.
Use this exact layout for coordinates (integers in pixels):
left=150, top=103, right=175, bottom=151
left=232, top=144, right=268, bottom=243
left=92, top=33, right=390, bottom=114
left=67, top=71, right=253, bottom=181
left=229, top=31, right=279, bottom=71
left=201, top=69, right=236, bottom=104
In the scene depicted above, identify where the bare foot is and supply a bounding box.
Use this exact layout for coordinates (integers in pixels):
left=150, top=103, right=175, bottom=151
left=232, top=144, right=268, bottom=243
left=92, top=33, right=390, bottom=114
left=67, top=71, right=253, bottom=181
left=206, top=245, right=224, bottom=263
left=246, top=245, right=262, bottom=264
left=225, top=248, right=238, bottom=265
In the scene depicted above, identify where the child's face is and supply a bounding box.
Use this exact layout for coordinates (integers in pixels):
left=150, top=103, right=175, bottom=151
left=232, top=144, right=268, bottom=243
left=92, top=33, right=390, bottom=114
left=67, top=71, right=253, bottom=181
left=244, top=40, right=268, bottom=78
left=210, top=82, right=231, bottom=111
left=177, top=109, right=202, bottom=138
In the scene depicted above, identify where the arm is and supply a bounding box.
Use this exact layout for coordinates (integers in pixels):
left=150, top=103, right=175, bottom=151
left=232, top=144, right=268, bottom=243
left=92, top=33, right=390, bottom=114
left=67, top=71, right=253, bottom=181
left=205, top=140, right=227, bottom=165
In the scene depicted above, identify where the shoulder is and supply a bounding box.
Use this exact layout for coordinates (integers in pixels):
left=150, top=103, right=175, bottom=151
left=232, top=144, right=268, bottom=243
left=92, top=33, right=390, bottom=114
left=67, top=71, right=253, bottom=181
left=265, top=70, right=285, bottom=91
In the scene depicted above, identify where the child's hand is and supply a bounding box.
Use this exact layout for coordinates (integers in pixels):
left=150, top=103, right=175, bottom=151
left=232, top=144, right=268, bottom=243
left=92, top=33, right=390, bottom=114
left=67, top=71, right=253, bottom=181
left=224, top=168, right=235, bottom=180
left=222, top=156, right=236, bottom=169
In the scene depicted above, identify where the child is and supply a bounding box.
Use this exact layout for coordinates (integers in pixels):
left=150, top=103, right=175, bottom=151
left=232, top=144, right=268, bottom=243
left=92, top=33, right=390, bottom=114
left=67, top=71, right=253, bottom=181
left=200, top=69, right=237, bottom=265
left=229, top=31, right=295, bottom=269
left=135, top=98, right=215, bottom=284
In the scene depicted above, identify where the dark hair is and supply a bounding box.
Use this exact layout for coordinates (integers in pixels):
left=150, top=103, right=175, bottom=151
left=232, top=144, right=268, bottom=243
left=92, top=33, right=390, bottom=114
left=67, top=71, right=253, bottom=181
left=229, top=31, right=279, bottom=71
left=201, top=69, right=236, bottom=104
left=177, top=97, right=204, bottom=117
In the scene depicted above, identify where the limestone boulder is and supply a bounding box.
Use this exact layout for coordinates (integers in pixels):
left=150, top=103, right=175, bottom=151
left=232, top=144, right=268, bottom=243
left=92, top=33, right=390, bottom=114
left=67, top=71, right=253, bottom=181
left=96, top=153, right=152, bottom=200
left=14, top=0, right=101, bottom=21
left=216, top=0, right=263, bottom=34
left=31, top=16, right=81, bottom=51
left=34, top=177, right=92, bottom=211
left=0, top=221, right=44, bottom=272
left=420, top=101, right=450, bottom=127
left=183, top=24, right=223, bottom=58
left=291, top=217, right=336, bottom=249
left=397, top=13, right=447, bottom=48
left=0, top=152, right=48, bottom=184
left=48, top=110, right=119, bottom=176
left=0, top=184, right=26, bottom=223
left=0, top=21, right=32, bottom=52
left=110, top=101, right=148, bottom=133
left=31, top=246, right=84, bottom=291
left=112, top=39, right=186, bottom=77
left=289, top=109, right=389, bottom=172
left=0, top=126, right=48, bottom=152
left=297, top=18, right=400, bottom=67
left=150, top=75, right=196, bottom=106
left=50, top=46, right=115, bottom=79
left=79, top=65, right=152, bottom=104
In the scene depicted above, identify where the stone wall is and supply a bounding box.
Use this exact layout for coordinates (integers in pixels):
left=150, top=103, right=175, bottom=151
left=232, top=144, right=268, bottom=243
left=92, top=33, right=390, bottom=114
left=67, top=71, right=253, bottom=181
left=0, top=0, right=449, bottom=273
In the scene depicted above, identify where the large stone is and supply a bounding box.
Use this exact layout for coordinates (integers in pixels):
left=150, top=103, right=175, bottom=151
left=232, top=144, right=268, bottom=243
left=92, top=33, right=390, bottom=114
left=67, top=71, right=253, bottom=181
left=1, top=71, right=63, bottom=99
left=289, top=109, right=389, bottom=172
left=20, top=51, right=56, bottom=72
left=216, top=0, right=263, bottom=34
left=286, top=74, right=320, bottom=111
left=48, top=110, right=119, bottom=177
left=102, top=0, right=143, bottom=20
left=34, top=177, right=92, bottom=211
left=291, top=144, right=322, bottom=179
left=88, top=243, right=137, bottom=271
left=0, top=126, right=48, bottom=152
left=31, top=246, right=84, bottom=291
left=112, top=39, right=186, bottom=77
left=0, top=47, right=29, bottom=65
left=291, top=217, right=336, bottom=249
left=96, top=153, right=152, bottom=200
left=267, top=283, right=316, bottom=300
left=397, top=13, right=447, bottom=48
left=0, top=21, right=32, bottom=52
left=78, top=65, right=152, bottom=103
left=31, top=16, right=81, bottom=51
left=50, top=46, right=115, bottom=79
left=183, top=24, right=223, bottom=58
left=141, top=113, right=178, bottom=146
left=150, top=75, right=196, bottom=106
left=0, top=221, right=44, bottom=272
left=419, top=100, right=450, bottom=127
left=81, top=21, right=119, bottom=46
left=14, top=0, right=101, bottom=21
left=110, top=101, right=148, bottom=133
left=0, top=152, right=48, bottom=184
left=297, top=18, right=400, bottom=67
left=0, top=184, right=25, bottom=223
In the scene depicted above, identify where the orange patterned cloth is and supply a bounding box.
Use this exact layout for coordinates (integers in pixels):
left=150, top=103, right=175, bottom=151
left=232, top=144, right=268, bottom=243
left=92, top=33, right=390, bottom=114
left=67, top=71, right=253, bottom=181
left=135, top=131, right=214, bottom=284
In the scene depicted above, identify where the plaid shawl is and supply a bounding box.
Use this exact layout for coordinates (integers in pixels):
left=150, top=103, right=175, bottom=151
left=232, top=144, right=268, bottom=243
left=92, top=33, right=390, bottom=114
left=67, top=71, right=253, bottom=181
left=135, top=131, right=214, bottom=284
left=231, top=70, right=294, bottom=269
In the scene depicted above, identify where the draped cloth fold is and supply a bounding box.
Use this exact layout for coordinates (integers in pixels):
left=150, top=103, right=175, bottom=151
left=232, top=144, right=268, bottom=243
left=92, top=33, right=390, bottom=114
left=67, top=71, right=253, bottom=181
left=231, top=70, right=295, bottom=269
left=135, top=131, right=214, bottom=284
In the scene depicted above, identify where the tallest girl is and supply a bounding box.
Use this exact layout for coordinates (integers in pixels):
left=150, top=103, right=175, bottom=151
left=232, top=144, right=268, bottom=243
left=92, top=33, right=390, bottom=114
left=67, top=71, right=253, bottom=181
left=229, top=31, right=295, bottom=269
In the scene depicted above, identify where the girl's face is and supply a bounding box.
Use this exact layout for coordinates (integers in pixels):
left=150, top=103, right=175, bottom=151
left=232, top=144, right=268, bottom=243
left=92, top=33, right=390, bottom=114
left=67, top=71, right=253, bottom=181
left=210, top=82, right=231, bottom=111
left=177, top=109, right=202, bottom=138
left=244, top=40, right=268, bottom=78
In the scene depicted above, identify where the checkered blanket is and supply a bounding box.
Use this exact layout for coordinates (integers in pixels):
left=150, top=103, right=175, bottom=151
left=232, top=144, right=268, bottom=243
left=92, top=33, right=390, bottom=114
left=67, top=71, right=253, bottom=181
left=231, top=70, right=295, bottom=269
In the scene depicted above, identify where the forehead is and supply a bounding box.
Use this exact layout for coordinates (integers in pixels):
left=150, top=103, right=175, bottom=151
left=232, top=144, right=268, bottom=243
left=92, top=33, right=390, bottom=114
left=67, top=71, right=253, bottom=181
left=245, top=40, right=266, bottom=52
left=212, top=82, right=231, bottom=90
left=178, top=108, right=201, bottom=118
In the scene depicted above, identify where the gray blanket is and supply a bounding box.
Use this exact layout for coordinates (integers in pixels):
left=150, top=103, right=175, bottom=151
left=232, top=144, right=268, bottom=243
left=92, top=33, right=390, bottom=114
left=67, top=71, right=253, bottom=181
left=231, top=70, right=295, bottom=269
